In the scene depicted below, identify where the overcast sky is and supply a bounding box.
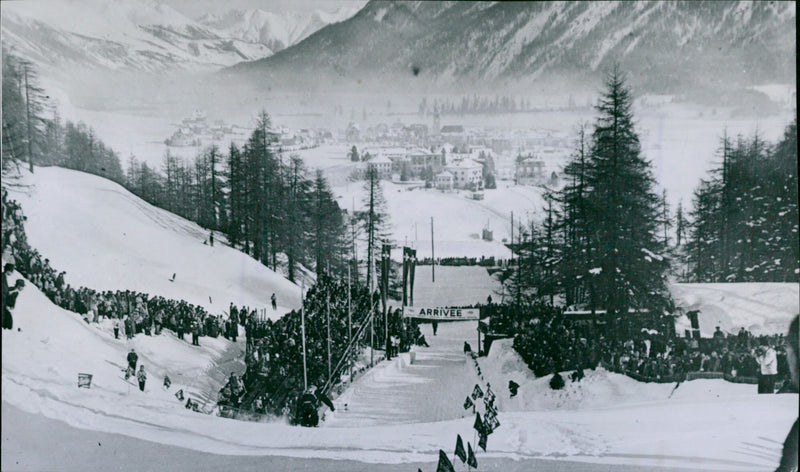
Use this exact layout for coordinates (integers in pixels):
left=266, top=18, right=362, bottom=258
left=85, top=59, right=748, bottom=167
left=162, top=0, right=368, bottom=19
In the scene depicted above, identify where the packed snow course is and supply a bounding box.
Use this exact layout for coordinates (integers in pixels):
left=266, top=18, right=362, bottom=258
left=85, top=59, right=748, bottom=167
left=7, top=167, right=302, bottom=316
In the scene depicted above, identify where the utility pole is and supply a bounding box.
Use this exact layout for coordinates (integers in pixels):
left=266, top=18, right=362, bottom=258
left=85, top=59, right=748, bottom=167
left=300, top=282, right=308, bottom=391
left=347, top=264, right=352, bottom=380
left=327, top=290, right=332, bottom=381
left=431, top=216, right=435, bottom=282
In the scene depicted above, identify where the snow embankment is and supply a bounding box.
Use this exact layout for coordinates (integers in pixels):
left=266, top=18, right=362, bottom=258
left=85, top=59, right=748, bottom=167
left=671, top=282, right=799, bottom=336
left=9, top=166, right=301, bottom=317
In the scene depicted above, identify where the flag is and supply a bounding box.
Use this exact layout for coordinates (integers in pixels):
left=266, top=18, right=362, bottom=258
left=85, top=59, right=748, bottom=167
left=402, top=247, right=410, bottom=305
left=471, top=384, right=484, bottom=400
left=408, top=249, right=417, bottom=306
left=380, top=243, right=391, bottom=314
left=478, top=431, right=488, bottom=452
left=484, top=409, right=500, bottom=434
left=463, top=396, right=474, bottom=410
left=175, top=389, right=184, bottom=401
left=467, top=442, right=478, bottom=468
left=454, top=434, right=467, bottom=463
left=485, top=388, right=496, bottom=407
left=436, top=449, right=455, bottom=472
left=484, top=402, right=497, bottom=419
left=77, top=373, right=92, bottom=388
left=473, top=412, right=484, bottom=434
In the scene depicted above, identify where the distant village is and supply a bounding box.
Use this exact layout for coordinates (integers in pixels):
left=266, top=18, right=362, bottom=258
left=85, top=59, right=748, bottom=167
left=166, top=109, right=571, bottom=191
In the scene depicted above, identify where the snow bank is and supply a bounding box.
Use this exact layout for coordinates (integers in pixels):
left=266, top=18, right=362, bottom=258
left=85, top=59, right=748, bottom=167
left=9, top=166, right=301, bottom=317
left=671, top=283, right=799, bottom=336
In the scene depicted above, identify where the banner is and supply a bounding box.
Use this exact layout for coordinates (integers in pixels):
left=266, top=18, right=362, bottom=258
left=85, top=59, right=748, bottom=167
left=380, top=243, right=391, bottom=314
left=402, top=247, right=410, bottom=306
left=403, top=306, right=480, bottom=320
left=408, top=248, right=417, bottom=306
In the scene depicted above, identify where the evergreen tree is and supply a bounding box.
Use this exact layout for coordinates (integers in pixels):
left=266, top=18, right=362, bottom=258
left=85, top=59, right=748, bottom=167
left=583, top=68, right=670, bottom=324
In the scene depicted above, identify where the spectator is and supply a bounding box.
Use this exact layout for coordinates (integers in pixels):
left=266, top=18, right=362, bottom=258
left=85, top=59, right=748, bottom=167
left=137, top=365, right=147, bottom=392
left=3, top=264, right=24, bottom=330
left=756, top=342, right=778, bottom=394
left=126, top=349, right=138, bottom=379
left=776, top=315, right=798, bottom=472
left=271, top=293, right=277, bottom=311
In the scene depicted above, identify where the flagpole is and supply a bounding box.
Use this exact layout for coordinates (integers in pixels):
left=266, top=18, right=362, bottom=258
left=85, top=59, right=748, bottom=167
left=347, top=264, right=352, bottom=381
left=370, top=246, right=374, bottom=366
left=431, top=216, right=435, bottom=282
left=327, top=290, right=332, bottom=382
left=301, top=282, right=308, bottom=391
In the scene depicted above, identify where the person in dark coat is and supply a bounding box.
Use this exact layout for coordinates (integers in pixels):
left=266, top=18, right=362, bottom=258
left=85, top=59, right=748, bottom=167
left=2, top=263, right=17, bottom=330
left=125, top=349, right=138, bottom=379
left=297, top=388, right=320, bottom=427
left=271, top=293, right=277, bottom=311
left=776, top=315, right=798, bottom=472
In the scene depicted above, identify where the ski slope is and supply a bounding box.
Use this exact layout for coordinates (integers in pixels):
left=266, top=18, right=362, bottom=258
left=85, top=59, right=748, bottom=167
left=7, top=166, right=301, bottom=316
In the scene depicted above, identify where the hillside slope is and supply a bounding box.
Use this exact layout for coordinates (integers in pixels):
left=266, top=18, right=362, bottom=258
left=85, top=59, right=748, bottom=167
left=8, top=166, right=301, bottom=316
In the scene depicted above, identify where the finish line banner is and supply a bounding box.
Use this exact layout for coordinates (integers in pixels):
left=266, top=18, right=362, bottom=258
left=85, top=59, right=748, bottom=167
left=403, top=307, right=480, bottom=320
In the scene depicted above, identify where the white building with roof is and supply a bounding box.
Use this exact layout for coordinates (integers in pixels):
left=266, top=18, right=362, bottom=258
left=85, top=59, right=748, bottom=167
left=435, top=170, right=454, bottom=190
left=445, top=159, right=483, bottom=189
left=367, top=155, right=393, bottom=179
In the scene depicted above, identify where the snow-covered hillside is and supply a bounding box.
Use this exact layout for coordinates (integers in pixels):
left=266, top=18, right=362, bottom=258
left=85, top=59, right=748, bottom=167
left=197, top=5, right=362, bottom=54
left=1, top=0, right=272, bottom=72
left=7, top=167, right=301, bottom=316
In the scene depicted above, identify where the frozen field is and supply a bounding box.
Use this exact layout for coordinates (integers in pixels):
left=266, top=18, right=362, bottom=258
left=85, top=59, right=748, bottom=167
left=335, top=179, right=545, bottom=259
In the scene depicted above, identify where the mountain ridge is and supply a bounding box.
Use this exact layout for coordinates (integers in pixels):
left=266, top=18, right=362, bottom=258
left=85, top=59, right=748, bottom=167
left=227, top=0, right=796, bottom=99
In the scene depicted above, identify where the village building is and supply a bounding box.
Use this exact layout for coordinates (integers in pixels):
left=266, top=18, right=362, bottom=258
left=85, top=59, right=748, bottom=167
left=435, top=170, right=454, bottom=190
left=445, top=159, right=483, bottom=189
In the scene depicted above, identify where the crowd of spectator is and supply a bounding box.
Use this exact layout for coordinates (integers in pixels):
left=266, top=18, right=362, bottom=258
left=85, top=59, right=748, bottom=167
left=1, top=189, right=264, bottom=349
left=486, top=300, right=794, bottom=392
left=240, top=273, right=425, bottom=420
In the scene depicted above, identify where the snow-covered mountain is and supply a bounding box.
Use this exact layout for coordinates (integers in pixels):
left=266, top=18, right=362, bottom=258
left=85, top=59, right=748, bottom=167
left=197, top=6, right=361, bottom=54
left=229, top=1, right=796, bottom=99
left=0, top=0, right=274, bottom=73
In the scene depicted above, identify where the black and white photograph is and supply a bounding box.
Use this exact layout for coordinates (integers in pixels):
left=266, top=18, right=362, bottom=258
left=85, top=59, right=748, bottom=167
left=1, top=1, right=797, bottom=471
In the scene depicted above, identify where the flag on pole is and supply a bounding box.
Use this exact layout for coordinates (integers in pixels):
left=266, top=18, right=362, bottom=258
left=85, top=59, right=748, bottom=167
left=380, top=243, right=390, bottom=314
left=463, top=396, right=474, bottom=410
left=467, top=442, right=478, bottom=468
left=402, top=247, right=410, bottom=306
left=473, top=412, right=484, bottom=435
left=484, top=402, right=497, bottom=419
left=471, top=384, right=484, bottom=400
left=478, top=431, right=488, bottom=452
left=436, top=449, right=455, bottom=472
left=454, top=434, right=467, bottom=463
left=408, top=248, right=417, bottom=306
